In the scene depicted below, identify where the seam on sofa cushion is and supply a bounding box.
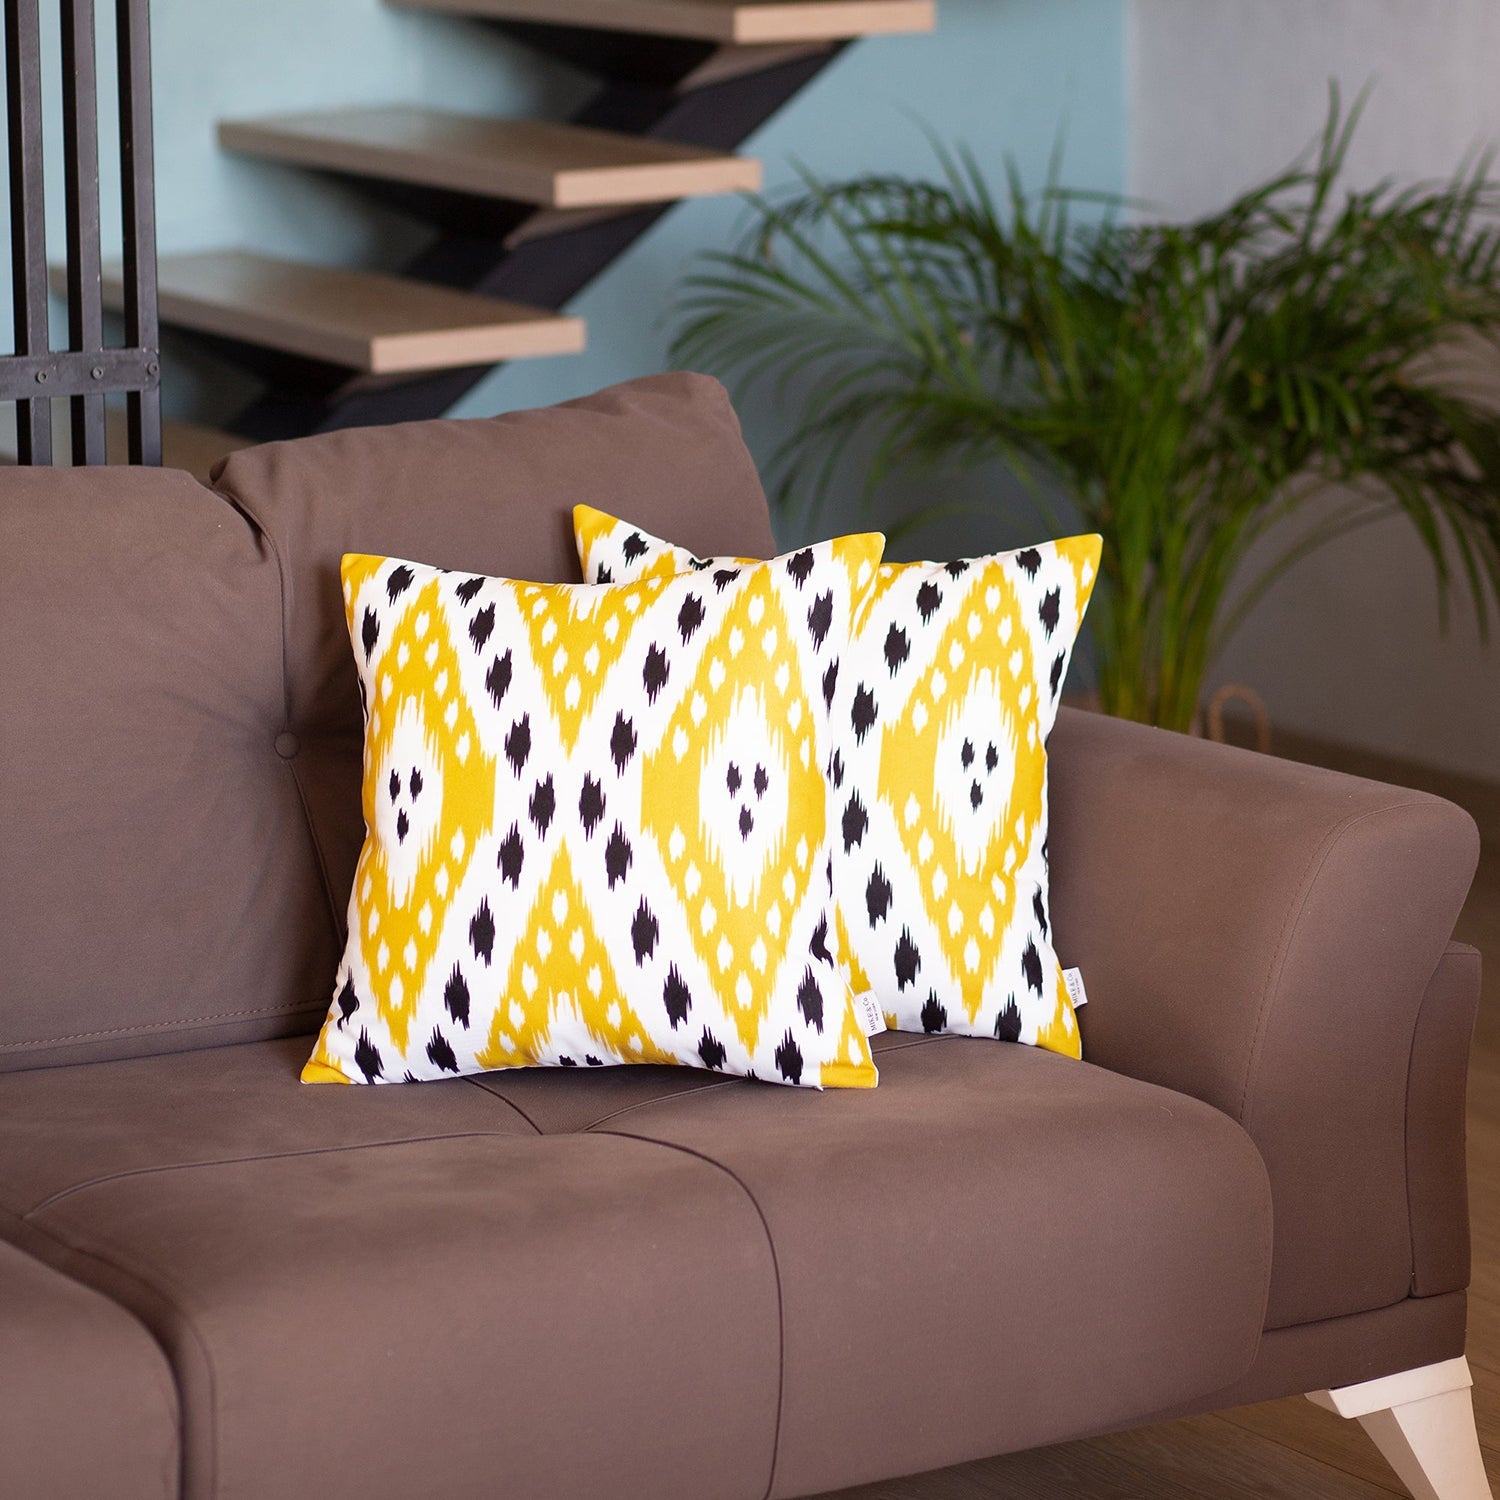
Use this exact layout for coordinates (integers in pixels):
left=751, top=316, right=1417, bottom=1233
left=1404, top=941, right=1482, bottom=1298
left=283, top=747, right=350, bottom=949
left=595, top=1130, right=786, bottom=1500
left=459, top=1076, right=543, bottom=1134
left=567, top=1037, right=948, bottom=1133
left=212, top=478, right=348, bottom=951
left=459, top=1077, right=551, bottom=1134
left=867, top=1034, right=946, bottom=1058
left=1401, top=950, right=1436, bottom=1300
left=0, top=1205, right=209, bottom=1500
left=457, top=1038, right=952, bottom=1137
left=0, top=1000, right=328, bottom=1052
left=581, top=1077, right=741, bottom=1131
left=20, top=1129, right=533, bottom=1217
left=582, top=1035, right=948, bottom=1130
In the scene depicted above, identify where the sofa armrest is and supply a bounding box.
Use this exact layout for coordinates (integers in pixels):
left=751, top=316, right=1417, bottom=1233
left=1046, top=708, right=1481, bottom=1330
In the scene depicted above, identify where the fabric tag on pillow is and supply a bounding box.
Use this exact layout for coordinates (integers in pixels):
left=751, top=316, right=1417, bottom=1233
left=1062, top=968, right=1089, bottom=1009
left=853, top=991, right=887, bottom=1037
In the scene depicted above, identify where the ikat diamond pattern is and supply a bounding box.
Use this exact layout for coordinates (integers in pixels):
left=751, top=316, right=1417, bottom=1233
left=574, top=505, right=1100, bottom=1058
left=305, top=533, right=885, bottom=1089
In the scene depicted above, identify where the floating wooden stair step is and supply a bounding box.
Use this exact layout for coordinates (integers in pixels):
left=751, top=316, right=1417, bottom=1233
left=219, top=107, right=762, bottom=209
left=1, top=412, right=250, bottom=484
left=89, top=251, right=586, bottom=374
left=388, top=0, right=935, bottom=44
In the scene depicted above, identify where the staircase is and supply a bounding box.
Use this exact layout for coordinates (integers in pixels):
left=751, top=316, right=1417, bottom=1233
left=129, top=0, right=936, bottom=472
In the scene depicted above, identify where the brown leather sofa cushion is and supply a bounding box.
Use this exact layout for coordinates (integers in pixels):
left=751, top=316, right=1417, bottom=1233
left=0, top=375, right=773, bottom=1073
left=0, top=1033, right=1271, bottom=1499
left=0, top=1238, right=179, bottom=1499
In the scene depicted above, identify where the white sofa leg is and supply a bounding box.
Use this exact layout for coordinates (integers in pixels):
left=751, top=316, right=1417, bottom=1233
left=1306, top=1356, right=1492, bottom=1499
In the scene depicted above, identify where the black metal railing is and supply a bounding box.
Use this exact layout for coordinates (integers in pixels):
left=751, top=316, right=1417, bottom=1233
left=3, top=0, right=159, bottom=465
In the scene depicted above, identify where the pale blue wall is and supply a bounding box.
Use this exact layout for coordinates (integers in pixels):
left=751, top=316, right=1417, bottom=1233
left=467, top=0, right=1128, bottom=415
left=13, top=0, right=1126, bottom=555
left=462, top=0, right=1130, bottom=561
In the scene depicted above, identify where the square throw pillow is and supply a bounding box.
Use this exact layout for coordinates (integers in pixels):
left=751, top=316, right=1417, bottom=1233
left=304, top=532, right=886, bottom=1089
left=575, top=504, right=1100, bottom=1058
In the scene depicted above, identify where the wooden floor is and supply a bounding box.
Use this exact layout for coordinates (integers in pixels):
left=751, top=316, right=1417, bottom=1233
left=828, top=734, right=1500, bottom=1500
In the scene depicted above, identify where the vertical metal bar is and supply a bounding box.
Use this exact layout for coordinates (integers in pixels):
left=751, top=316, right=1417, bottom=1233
left=60, top=0, right=106, bottom=463
left=6, top=0, right=52, bottom=464
left=116, top=0, right=158, bottom=465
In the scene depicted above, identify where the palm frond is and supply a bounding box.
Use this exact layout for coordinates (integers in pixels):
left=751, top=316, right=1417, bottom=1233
left=669, top=92, right=1500, bottom=728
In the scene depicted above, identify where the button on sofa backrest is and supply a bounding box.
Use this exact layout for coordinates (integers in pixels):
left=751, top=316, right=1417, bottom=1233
left=0, top=373, right=775, bottom=1072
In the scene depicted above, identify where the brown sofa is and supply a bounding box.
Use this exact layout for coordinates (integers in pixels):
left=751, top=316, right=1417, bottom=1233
left=0, top=374, right=1485, bottom=1500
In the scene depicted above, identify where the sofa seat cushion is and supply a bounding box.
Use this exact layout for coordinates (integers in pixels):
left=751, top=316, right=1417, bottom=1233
left=0, top=1238, right=179, bottom=1499
left=0, top=1038, right=779, bottom=1500
left=0, top=1035, right=1271, bottom=1500
left=566, top=1033, right=1274, bottom=1499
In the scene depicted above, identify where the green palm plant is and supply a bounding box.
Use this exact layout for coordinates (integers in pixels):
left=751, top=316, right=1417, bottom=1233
left=671, top=95, right=1500, bottom=731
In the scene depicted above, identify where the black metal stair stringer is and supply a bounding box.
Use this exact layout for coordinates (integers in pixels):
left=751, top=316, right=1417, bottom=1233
left=483, top=20, right=725, bottom=90
left=226, top=41, right=847, bottom=441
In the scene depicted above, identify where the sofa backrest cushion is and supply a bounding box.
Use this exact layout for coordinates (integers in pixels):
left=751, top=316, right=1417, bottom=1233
left=0, top=465, right=334, bottom=1070
left=0, top=374, right=776, bottom=1071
